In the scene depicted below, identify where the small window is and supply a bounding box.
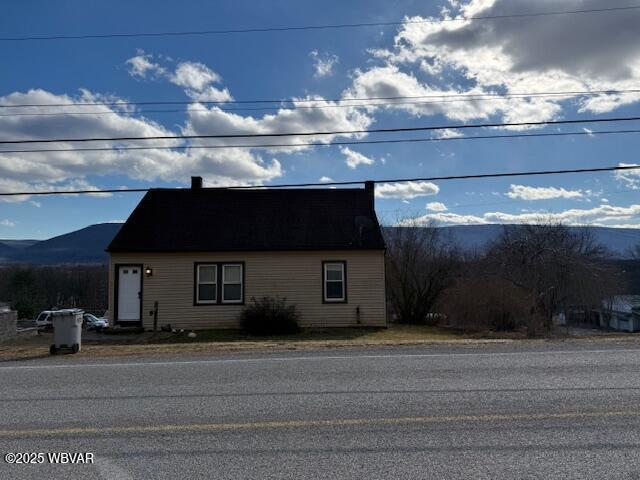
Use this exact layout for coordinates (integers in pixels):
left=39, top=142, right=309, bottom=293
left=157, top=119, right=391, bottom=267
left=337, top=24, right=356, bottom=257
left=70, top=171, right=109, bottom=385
left=123, top=269, right=128, bottom=274
left=222, top=264, right=243, bottom=303
left=196, top=264, right=217, bottom=304
left=132, top=269, right=138, bottom=274
left=324, top=262, right=346, bottom=302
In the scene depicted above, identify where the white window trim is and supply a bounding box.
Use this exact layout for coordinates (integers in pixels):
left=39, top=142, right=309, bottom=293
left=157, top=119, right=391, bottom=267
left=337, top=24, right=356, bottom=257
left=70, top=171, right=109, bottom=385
left=222, top=263, right=243, bottom=304
left=197, top=264, right=218, bottom=304
left=324, top=262, right=346, bottom=302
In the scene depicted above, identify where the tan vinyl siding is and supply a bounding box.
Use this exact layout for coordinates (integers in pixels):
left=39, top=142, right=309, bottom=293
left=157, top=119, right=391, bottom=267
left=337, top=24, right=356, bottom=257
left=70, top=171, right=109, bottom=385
left=109, top=250, right=386, bottom=329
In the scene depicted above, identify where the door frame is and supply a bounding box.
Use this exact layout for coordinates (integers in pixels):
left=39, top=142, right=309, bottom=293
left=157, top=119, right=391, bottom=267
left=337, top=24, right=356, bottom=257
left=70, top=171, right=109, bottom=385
left=114, top=263, right=143, bottom=326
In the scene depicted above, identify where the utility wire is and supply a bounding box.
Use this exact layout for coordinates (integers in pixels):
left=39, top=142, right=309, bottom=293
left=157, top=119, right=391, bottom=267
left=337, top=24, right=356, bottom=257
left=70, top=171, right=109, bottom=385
left=2, top=115, right=640, bottom=145
left=1, top=128, right=639, bottom=155
left=3, top=89, right=640, bottom=117
left=1, top=165, right=639, bottom=197
left=1, top=5, right=638, bottom=42
left=3, top=88, right=640, bottom=109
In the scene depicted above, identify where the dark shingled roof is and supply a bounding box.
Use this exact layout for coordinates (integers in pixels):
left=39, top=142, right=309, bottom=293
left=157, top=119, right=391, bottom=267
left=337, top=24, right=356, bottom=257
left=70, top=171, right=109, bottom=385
left=107, top=185, right=385, bottom=252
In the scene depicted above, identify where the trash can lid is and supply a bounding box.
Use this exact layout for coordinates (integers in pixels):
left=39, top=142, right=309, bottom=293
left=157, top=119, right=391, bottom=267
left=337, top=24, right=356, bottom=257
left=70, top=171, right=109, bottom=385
left=51, top=308, right=84, bottom=316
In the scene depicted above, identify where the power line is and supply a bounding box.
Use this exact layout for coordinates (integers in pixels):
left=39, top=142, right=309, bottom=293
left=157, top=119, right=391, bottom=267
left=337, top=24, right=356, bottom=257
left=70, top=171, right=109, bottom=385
left=2, top=115, right=640, bottom=145
left=3, top=89, right=640, bottom=118
left=1, top=165, right=639, bottom=197
left=1, top=128, right=639, bottom=155
left=3, top=88, right=640, bottom=109
left=1, top=5, right=638, bottom=42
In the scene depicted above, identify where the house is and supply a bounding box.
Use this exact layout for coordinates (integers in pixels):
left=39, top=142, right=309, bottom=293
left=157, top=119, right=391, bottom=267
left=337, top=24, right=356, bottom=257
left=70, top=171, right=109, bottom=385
left=106, top=177, right=386, bottom=330
left=601, top=295, right=640, bottom=332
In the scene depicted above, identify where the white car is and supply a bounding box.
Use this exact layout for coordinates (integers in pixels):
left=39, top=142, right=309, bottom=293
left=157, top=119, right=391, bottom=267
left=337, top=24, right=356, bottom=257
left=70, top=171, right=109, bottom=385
left=35, top=310, right=55, bottom=329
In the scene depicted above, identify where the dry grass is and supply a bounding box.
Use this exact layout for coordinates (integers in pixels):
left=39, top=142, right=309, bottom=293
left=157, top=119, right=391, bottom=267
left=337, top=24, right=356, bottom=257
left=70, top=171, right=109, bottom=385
left=4, top=324, right=636, bottom=362
left=0, top=324, right=483, bottom=361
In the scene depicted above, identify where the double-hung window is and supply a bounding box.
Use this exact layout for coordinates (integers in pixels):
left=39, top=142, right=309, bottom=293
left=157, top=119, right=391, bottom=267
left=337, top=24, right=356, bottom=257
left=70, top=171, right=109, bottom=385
left=195, top=262, right=243, bottom=305
left=222, top=264, right=243, bottom=303
left=323, top=261, right=346, bottom=303
left=196, top=264, right=217, bottom=304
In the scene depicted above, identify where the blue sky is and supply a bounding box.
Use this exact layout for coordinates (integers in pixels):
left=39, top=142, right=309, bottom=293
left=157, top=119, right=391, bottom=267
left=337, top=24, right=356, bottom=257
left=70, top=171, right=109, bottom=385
left=2, top=0, right=640, bottom=239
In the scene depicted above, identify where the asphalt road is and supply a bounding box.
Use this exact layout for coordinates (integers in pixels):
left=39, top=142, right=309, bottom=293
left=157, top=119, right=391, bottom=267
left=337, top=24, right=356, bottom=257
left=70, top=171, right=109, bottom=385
left=1, top=342, right=640, bottom=479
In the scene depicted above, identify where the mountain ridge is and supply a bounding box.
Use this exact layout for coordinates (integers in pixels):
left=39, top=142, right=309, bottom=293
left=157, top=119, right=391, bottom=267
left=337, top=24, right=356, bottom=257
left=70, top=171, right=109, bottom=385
left=1, top=222, right=640, bottom=265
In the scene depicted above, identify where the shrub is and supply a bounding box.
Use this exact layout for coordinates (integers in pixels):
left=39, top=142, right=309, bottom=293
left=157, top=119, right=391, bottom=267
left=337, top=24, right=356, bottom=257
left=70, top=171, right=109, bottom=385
left=240, top=296, right=301, bottom=336
left=437, top=277, right=538, bottom=333
left=11, top=299, right=37, bottom=320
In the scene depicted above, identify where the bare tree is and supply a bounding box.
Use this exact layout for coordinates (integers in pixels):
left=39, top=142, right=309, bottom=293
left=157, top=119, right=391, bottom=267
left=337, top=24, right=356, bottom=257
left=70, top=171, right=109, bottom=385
left=0, top=265, right=108, bottom=319
left=627, top=243, right=640, bottom=260
left=486, top=222, right=618, bottom=330
left=384, top=219, right=459, bottom=324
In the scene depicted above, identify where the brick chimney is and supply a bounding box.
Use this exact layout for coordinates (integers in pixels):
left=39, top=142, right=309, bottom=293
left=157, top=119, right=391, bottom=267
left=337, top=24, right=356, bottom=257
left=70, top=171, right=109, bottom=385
left=191, top=176, right=203, bottom=189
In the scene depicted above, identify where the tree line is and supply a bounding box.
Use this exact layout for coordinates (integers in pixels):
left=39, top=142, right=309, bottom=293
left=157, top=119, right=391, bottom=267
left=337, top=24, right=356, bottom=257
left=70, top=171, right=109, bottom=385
left=0, top=265, right=108, bottom=319
left=385, top=222, right=626, bottom=334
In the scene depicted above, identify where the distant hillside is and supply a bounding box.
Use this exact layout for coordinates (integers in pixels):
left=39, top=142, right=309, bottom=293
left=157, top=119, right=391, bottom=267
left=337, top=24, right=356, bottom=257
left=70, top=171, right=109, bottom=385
left=0, top=243, right=17, bottom=263
left=0, top=239, right=37, bottom=249
left=1, top=222, right=640, bottom=265
left=441, top=225, right=640, bottom=256
left=5, top=223, right=122, bottom=265
left=0, top=239, right=38, bottom=263
left=386, top=224, right=640, bottom=258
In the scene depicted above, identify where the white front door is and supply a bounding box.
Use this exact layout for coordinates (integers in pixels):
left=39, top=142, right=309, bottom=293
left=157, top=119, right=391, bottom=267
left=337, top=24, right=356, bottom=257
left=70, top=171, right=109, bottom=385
left=117, top=266, right=141, bottom=321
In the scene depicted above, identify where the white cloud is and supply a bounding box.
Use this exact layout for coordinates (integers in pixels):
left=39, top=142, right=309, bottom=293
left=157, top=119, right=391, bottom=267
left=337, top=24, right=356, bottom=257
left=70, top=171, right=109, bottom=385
left=125, top=51, right=165, bottom=79
left=0, top=219, right=15, bottom=227
left=309, top=50, right=339, bottom=78
left=347, top=0, right=640, bottom=124
left=426, top=201, right=448, bottom=212
left=0, top=88, right=283, bottom=200
left=170, top=62, right=232, bottom=102
left=29, top=201, right=41, bottom=208
left=506, top=184, right=583, bottom=201
left=170, top=62, right=221, bottom=90
left=184, top=96, right=372, bottom=154
left=410, top=212, right=488, bottom=225
left=410, top=203, right=640, bottom=228
left=433, top=128, right=463, bottom=139
left=615, top=163, right=640, bottom=189
left=125, top=56, right=232, bottom=101
left=340, top=147, right=375, bottom=169
left=346, top=65, right=507, bottom=122
left=484, top=204, right=640, bottom=225
left=375, top=181, right=439, bottom=199
left=319, top=176, right=333, bottom=183
left=0, top=53, right=378, bottom=202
